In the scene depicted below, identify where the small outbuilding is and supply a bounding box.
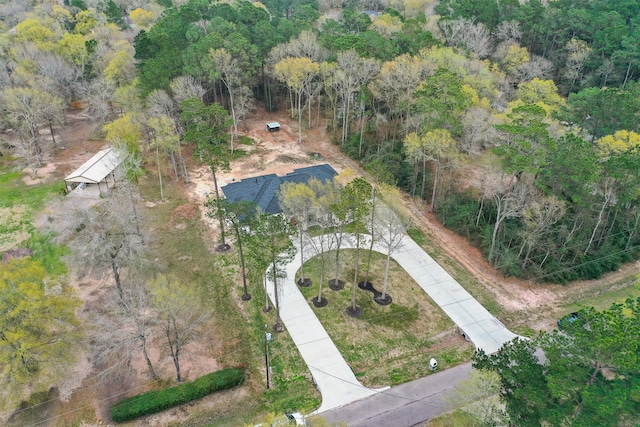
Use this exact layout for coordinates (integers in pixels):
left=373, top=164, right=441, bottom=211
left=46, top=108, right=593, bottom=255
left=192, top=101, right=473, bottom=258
left=64, top=147, right=123, bottom=196
left=266, top=122, right=281, bottom=132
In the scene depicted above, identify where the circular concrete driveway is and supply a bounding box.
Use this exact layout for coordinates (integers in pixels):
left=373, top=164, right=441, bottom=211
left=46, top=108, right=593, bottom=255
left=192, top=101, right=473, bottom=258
left=265, top=233, right=518, bottom=413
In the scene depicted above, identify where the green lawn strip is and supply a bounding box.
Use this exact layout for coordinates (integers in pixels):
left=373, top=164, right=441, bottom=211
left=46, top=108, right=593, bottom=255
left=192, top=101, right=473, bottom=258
left=110, top=368, right=246, bottom=422
left=0, top=166, right=65, bottom=211
left=297, top=250, right=474, bottom=387
left=23, top=231, right=70, bottom=275
left=562, top=275, right=640, bottom=313
left=426, top=409, right=479, bottom=426
left=0, top=165, right=70, bottom=274
left=248, top=273, right=321, bottom=415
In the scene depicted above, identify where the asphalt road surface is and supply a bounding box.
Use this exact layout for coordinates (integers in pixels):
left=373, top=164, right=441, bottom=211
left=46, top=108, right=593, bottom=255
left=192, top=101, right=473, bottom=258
left=321, top=362, right=473, bottom=427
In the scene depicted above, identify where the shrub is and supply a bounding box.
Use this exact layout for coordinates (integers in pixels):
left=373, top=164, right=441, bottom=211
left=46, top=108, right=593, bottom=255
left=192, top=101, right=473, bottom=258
left=110, top=367, right=245, bottom=422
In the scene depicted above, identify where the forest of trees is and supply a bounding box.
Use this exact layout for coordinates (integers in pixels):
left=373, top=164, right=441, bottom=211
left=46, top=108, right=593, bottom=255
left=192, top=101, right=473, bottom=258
left=475, top=299, right=640, bottom=425
left=127, top=0, right=640, bottom=282
left=0, top=0, right=637, bottom=283
left=1, top=0, right=639, bottom=423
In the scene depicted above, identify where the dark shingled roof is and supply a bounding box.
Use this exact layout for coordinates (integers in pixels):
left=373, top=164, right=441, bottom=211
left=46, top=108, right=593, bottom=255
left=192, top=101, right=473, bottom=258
left=221, top=164, right=338, bottom=214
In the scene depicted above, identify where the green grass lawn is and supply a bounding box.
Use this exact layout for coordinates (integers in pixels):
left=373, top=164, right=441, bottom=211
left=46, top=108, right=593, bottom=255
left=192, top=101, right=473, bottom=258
left=0, top=161, right=68, bottom=258
left=563, top=275, right=640, bottom=313
left=295, top=250, right=474, bottom=387
left=0, top=162, right=65, bottom=211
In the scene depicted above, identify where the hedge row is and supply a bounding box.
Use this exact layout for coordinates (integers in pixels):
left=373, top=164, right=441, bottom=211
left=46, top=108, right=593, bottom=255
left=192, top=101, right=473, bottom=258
left=111, top=367, right=245, bottom=422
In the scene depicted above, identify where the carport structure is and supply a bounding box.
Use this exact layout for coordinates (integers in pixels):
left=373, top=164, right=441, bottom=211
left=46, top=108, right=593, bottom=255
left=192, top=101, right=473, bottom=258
left=64, top=147, right=123, bottom=196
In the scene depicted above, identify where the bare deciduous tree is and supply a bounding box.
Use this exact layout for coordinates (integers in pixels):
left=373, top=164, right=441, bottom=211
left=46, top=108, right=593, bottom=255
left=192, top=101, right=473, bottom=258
left=60, top=187, right=146, bottom=300
left=335, top=50, right=380, bottom=146
left=440, top=19, right=493, bottom=59
left=461, top=106, right=498, bottom=154
left=148, top=274, right=211, bottom=383
left=512, top=55, right=554, bottom=83
left=493, top=20, right=522, bottom=43
left=36, top=52, right=82, bottom=103
left=76, top=77, right=115, bottom=126
left=373, top=186, right=407, bottom=303
left=169, top=75, right=205, bottom=105
left=91, top=283, right=158, bottom=381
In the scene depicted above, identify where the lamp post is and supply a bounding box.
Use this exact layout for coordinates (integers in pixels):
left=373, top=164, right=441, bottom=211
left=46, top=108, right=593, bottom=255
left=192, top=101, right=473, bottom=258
left=264, top=325, right=272, bottom=389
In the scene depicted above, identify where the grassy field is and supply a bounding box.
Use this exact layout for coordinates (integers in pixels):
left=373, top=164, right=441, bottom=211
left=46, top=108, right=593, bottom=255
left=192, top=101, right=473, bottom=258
left=296, top=249, right=474, bottom=388
left=562, top=275, right=640, bottom=313
left=0, top=161, right=66, bottom=256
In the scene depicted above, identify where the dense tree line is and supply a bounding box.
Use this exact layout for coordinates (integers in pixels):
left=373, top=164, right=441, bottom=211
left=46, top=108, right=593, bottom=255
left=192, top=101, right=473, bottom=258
left=475, top=299, right=640, bottom=425
left=2, top=0, right=639, bottom=287
left=436, top=0, right=640, bottom=92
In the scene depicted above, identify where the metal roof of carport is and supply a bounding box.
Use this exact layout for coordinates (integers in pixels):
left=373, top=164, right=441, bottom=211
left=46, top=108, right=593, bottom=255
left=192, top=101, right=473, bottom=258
left=64, top=148, right=122, bottom=184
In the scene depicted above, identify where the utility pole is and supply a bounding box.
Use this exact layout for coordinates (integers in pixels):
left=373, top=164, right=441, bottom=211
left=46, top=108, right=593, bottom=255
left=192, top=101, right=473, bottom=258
left=264, top=326, right=272, bottom=389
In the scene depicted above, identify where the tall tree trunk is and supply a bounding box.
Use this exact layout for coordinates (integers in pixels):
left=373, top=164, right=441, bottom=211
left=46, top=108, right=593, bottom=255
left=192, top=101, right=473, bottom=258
left=156, top=144, right=164, bottom=202
left=382, top=251, right=391, bottom=299
left=625, top=211, right=640, bottom=250
left=167, top=319, right=182, bottom=382
left=176, top=142, right=189, bottom=184
left=351, top=234, right=361, bottom=311
left=584, top=195, right=608, bottom=255
left=362, top=188, right=377, bottom=287
left=170, top=151, right=178, bottom=180
left=430, top=158, right=440, bottom=213
left=490, top=196, right=504, bottom=263
left=623, top=60, right=633, bottom=88
left=272, top=258, right=282, bottom=331
left=264, top=273, right=271, bottom=311
left=476, top=197, right=485, bottom=227
left=420, top=157, right=427, bottom=200
left=228, top=87, right=237, bottom=153
left=298, top=90, right=303, bottom=144
left=333, top=232, right=343, bottom=284
left=140, top=336, right=157, bottom=380
left=358, top=98, right=366, bottom=158
left=211, top=167, right=227, bottom=248
left=110, top=254, right=123, bottom=300
left=317, top=236, right=326, bottom=303
left=127, top=179, right=143, bottom=242
left=298, top=224, right=306, bottom=283
left=49, top=122, right=57, bottom=146
left=236, top=223, right=250, bottom=300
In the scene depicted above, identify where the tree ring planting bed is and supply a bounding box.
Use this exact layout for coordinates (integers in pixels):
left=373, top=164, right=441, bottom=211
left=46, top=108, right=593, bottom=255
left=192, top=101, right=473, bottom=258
left=374, top=295, right=393, bottom=306
left=297, top=278, right=312, bottom=287
left=345, top=305, right=363, bottom=318
left=328, top=279, right=344, bottom=290
left=311, top=296, right=328, bottom=307
left=216, top=243, right=231, bottom=252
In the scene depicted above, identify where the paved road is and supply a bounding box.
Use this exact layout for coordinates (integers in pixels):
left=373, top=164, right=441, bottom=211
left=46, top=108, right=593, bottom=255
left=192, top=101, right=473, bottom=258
left=321, top=363, right=474, bottom=427
left=266, top=233, right=517, bottom=414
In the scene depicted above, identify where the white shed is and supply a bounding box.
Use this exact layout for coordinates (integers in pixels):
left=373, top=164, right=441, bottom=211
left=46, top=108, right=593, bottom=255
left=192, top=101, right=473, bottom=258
left=266, top=122, right=281, bottom=132
left=64, top=148, right=123, bottom=196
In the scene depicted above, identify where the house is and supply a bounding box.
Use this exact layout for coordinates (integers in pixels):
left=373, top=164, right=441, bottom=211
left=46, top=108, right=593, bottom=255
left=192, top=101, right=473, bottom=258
left=221, top=164, right=338, bottom=214
left=64, top=147, right=123, bottom=197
